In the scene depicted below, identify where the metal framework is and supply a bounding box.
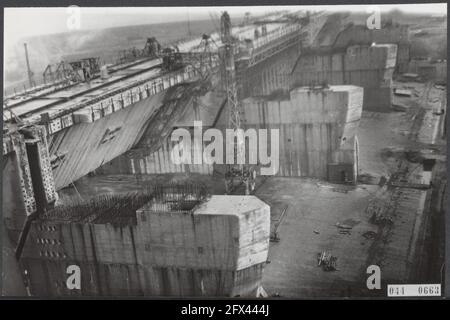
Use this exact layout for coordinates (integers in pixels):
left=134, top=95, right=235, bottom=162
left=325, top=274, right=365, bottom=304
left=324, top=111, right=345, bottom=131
left=220, top=11, right=256, bottom=195
left=183, top=33, right=219, bottom=120
left=119, top=37, right=162, bottom=63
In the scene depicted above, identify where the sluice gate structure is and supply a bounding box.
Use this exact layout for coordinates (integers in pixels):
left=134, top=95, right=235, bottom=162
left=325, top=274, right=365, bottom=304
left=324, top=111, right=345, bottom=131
left=2, top=10, right=411, bottom=296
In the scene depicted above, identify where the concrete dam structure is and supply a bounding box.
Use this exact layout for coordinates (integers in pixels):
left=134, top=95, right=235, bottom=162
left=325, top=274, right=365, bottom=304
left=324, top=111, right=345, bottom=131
left=101, top=83, right=363, bottom=181
left=3, top=11, right=318, bottom=296
left=3, top=8, right=427, bottom=298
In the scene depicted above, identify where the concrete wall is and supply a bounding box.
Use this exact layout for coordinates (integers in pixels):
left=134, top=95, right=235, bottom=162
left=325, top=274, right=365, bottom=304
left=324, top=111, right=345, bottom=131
left=48, top=84, right=200, bottom=190
left=292, top=44, right=397, bottom=86
left=48, top=91, right=164, bottom=189
left=98, top=86, right=226, bottom=176
left=240, top=43, right=301, bottom=97
left=328, top=163, right=355, bottom=183
left=231, top=12, right=329, bottom=99
left=332, top=24, right=410, bottom=73
left=363, top=87, right=393, bottom=112
left=20, top=195, right=270, bottom=297
left=291, top=44, right=397, bottom=112
left=240, top=85, right=363, bottom=179
left=100, top=132, right=213, bottom=176
left=101, top=44, right=302, bottom=176
left=328, top=135, right=359, bottom=184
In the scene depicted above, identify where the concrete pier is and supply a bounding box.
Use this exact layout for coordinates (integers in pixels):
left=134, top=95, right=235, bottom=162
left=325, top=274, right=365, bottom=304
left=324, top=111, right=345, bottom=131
left=241, top=85, right=363, bottom=181
left=20, top=195, right=270, bottom=297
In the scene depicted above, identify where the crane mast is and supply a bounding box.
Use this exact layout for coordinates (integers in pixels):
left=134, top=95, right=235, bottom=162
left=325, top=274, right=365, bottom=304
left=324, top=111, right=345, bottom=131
left=220, top=11, right=256, bottom=195
left=220, top=14, right=240, bottom=131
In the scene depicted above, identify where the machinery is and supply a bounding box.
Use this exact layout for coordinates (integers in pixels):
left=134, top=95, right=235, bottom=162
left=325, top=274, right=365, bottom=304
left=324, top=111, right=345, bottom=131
left=43, top=57, right=100, bottom=84
left=43, top=61, right=75, bottom=84
left=118, top=37, right=162, bottom=63
left=142, top=37, right=162, bottom=57
left=42, top=37, right=163, bottom=85
left=68, top=57, right=101, bottom=82
left=219, top=11, right=257, bottom=195
left=161, top=46, right=184, bottom=72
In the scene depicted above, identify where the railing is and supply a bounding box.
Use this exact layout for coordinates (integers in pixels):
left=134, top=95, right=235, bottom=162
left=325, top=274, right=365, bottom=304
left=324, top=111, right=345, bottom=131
left=252, top=24, right=301, bottom=49
left=247, top=24, right=303, bottom=67
left=4, top=79, right=76, bottom=107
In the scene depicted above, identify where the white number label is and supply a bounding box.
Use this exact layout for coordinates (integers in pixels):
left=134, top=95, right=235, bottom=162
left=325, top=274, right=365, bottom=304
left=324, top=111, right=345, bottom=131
left=387, top=284, right=441, bottom=297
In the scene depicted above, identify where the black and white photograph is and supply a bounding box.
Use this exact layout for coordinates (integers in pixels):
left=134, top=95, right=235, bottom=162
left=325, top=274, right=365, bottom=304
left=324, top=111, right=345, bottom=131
left=1, top=2, right=447, bottom=300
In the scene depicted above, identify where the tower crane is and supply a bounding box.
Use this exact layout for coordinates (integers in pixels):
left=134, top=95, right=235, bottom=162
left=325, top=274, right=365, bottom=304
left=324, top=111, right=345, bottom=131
left=219, top=11, right=256, bottom=195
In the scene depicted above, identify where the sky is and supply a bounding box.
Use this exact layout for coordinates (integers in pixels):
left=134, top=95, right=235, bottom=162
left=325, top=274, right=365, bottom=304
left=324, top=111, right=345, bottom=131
left=4, top=4, right=447, bottom=50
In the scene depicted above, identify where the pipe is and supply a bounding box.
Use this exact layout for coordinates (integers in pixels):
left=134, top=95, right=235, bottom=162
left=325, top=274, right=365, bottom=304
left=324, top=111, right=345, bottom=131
left=24, top=43, right=34, bottom=88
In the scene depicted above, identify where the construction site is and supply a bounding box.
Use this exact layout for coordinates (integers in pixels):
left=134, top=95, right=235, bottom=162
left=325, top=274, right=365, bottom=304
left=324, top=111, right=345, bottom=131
left=2, top=7, right=447, bottom=297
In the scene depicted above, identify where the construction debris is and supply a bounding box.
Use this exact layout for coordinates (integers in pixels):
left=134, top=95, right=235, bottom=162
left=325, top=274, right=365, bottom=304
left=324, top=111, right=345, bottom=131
left=370, top=210, right=394, bottom=225
left=392, top=103, right=408, bottom=112
left=336, top=222, right=353, bottom=229
left=367, top=201, right=394, bottom=226
left=317, top=251, right=338, bottom=271
left=332, top=187, right=349, bottom=193
left=398, top=73, right=420, bottom=82
left=394, top=88, right=412, bottom=97
left=362, top=230, right=378, bottom=240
